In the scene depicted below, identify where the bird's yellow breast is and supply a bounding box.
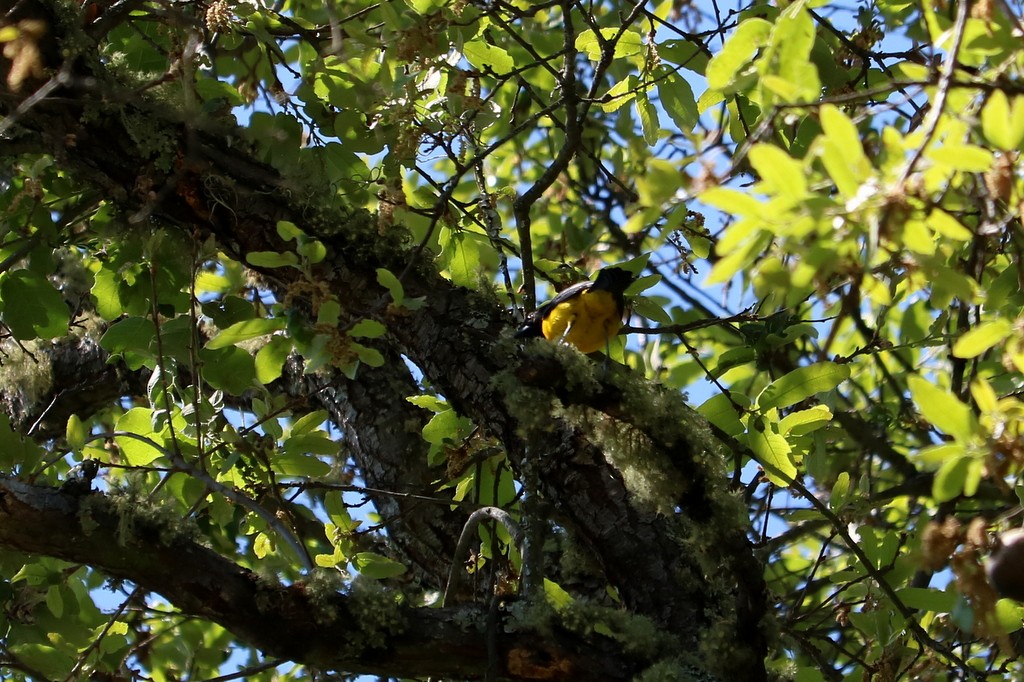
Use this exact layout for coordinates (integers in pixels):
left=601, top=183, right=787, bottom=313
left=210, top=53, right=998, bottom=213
left=540, top=289, right=622, bottom=354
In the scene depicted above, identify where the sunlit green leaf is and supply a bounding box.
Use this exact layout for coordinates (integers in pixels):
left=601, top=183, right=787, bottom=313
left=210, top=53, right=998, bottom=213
left=114, top=408, right=163, bottom=466
left=462, top=40, right=514, bottom=74
left=746, top=418, right=797, bottom=486
left=353, top=552, right=407, bottom=579
left=698, top=393, right=746, bottom=437
left=206, top=318, right=285, bottom=349
left=247, top=251, right=299, bottom=268
left=377, top=268, right=404, bottom=306
left=981, top=90, right=1024, bottom=151
left=544, top=578, right=574, bottom=610
left=952, top=319, right=1011, bottom=358
left=780, top=405, right=833, bottom=436
left=758, top=362, right=850, bottom=410
left=830, top=472, right=850, bottom=510
left=818, top=104, right=872, bottom=196
left=907, top=375, right=976, bottom=442
left=66, top=414, right=86, bottom=453
left=749, top=143, right=806, bottom=198
left=706, top=18, right=772, bottom=90
left=933, top=455, right=971, bottom=502
left=253, top=532, right=273, bottom=559
left=575, top=28, right=645, bottom=62
left=255, top=335, right=292, bottom=384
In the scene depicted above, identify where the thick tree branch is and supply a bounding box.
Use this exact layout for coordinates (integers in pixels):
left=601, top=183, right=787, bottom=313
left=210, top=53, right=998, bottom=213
left=0, top=477, right=637, bottom=680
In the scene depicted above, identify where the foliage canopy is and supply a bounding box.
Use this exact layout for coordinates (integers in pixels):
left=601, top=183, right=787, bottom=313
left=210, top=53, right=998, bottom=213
left=1, top=0, right=1024, bottom=680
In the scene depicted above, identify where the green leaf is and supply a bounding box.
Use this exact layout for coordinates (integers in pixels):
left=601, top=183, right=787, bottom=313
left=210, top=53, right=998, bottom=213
left=404, top=0, right=446, bottom=14
left=749, top=143, right=806, bottom=198
left=297, top=238, right=327, bottom=264
left=66, top=414, right=87, bottom=452
left=7, top=643, right=74, bottom=680
left=575, top=28, right=645, bottom=62
left=353, top=343, right=385, bottom=367
left=952, top=319, right=1012, bottom=359
left=91, top=265, right=124, bottom=319
left=291, top=410, right=328, bottom=436
left=818, top=104, right=871, bottom=197
left=317, top=299, right=341, bottom=326
left=779, top=405, right=833, bottom=436
left=658, top=71, right=698, bottom=132
left=971, top=377, right=999, bottom=414
left=933, top=455, right=972, bottom=502
left=45, top=584, right=63, bottom=617
left=316, top=545, right=346, bottom=568
left=276, top=220, right=304, bottom=241
left=199, top=346, right=256, bottom=395
left=994, top=599, right=1024, bottom=635
left=422, top=409, right=473, bottom=466
left=600, top=75, right=638, bottom=113
left=981, top=90, right=1024, bottom=151
left=253, top=532, right=273, bottom=559
left=700, top=188, right=764, bottom=218
left=746, top=419, right=797, bottom=486
left=255, top=335, right=292, bottom=384
left=636, top=92, right=659, bottom=146
left=758, top=362, right=850, bottom=410
left=706, top=18, right=772, bottom=90
left=377, top=268, right=404, bottom=306
left=462, top=40, right=514, bottom=74
left=928, top=208, right=973, bottom=241
left=916, top=442, right=965, bottom=468
left=349, top=319, right=386, bottom=339
left=896, top=587, right=957, bottom=613
left=0, top=412, right=43, bottom=473
left=544, top=578, right=574, bottom=610
left=97, top=315, right=155, bottom=368
left=1, top=270, right=70, bottom=340
left=206, top=318, right=285, bottom=349
left=114, top=408, right=163, bottom=466
left=285, top=431, right=338, bottom=457
left=830, top=472, right=850, bottom=510
left=407, top=395, right=448, bottom=412
left=439, top=229, right=484, bottom=288
left=926, top=144, right=994, bottom=172
left=697, top=393, right=746, bottom=437
left=273, top=451, right=332, bottom=477
left=353, top=552, right=407, bottom=579
left=246, top=251, right=299, bottom=268
left=630, top=295, right=672, bottom=325
left=762, top=0, right=819, bottom=102
left=907, top=375, right=976, bottom=442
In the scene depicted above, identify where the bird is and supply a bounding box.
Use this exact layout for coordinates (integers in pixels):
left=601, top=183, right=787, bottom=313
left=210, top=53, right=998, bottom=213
left=515, top=266, right=634, bottom=354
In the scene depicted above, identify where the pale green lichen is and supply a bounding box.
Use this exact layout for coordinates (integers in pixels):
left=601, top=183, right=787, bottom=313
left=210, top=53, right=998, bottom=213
left=103, top=474, right=201, bottom=547
left=338, top=576, right=408, bottom=655
left=498, top=350, right=769, bottom=681
left=0, top=339, right=54, bottom=408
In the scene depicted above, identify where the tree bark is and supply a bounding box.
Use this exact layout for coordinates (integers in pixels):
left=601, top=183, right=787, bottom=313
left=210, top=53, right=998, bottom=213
left=0, top=477, right=637, bottom=680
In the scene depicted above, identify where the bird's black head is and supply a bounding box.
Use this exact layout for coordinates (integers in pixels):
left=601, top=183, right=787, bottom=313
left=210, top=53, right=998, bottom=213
left=592, top=267, right=635, bottom=295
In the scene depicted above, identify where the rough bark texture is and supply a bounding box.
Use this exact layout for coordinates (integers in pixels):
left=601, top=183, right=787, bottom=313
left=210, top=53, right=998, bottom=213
left=0, top=2, right=769, bottom=679
left=0, top=477, right=637, bottom=680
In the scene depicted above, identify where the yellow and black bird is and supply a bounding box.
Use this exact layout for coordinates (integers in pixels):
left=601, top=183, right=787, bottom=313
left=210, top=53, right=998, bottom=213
left=515, top=266, right=635, bottom=354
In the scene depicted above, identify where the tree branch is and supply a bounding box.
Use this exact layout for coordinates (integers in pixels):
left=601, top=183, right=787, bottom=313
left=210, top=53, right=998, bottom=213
left=0, top=477, right=636, bottom=681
